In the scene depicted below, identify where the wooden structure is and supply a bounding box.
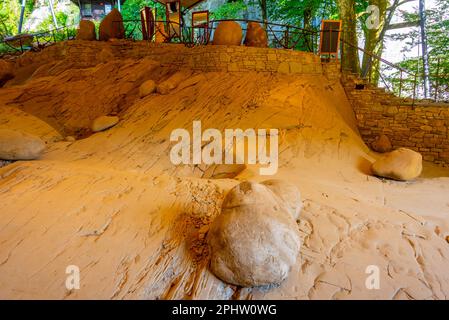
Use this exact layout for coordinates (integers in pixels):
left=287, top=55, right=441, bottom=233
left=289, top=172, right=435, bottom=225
left=319, top=20, right=342, bottom=59
left=71, top=0, right=126, bottom=20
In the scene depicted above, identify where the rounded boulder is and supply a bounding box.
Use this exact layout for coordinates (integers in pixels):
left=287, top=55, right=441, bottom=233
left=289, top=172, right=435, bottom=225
left=212, top=21, right=243, bottom=46
left=76, top=20, right=97, bottom=41
left=208, top=181, right=301, bottom=287
left=244, top=22, right=268, bottom=48
left=0, top=129, right=46, bottom=160
left=372, top=147, right=423, bottom=181
left=99, top=8, right=125, bottom=41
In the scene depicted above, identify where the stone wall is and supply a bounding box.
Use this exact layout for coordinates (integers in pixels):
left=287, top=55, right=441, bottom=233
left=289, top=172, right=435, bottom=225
left=12, top=40, right=324, bottom=75
left=344, top=76, right=449, bottom=166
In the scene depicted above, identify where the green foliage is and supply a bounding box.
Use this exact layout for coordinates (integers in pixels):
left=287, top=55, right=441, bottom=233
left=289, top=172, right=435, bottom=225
left=388, top=0, right=449, bottom=100
left=121, top=0, right=165, bottom=21
left=0, top=0, right=21, bottom=37
left=210, top=0, right=248, bottom=19
left=38, top=11, right=69, bottom=31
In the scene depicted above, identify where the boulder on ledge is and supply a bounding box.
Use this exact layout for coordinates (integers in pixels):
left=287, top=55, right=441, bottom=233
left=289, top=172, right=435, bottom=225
left=99, top=8, right=125, bottom=41
left=76, top=20, right=97, bottom=41
left=212, top=21, right=243, bottom=46
left=244, top=22, right=268, bottom=48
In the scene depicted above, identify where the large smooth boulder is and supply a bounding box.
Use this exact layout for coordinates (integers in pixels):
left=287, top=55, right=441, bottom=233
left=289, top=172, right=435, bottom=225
left=91, top=116, right=119, bottom=132
left=208, top=181, right=301, bottom=287
left=0, top=129, right=46, bottom=160
left=99, top=8, right=125, bottom=41
left=372, top=148, right=423, bottom=181
left=262, top=179, right=302, bottom=220
left=244, top=22, right=268, bottom=48
left=371, top=134, right=392, bottom=153
left=212, top=21, right=243, bottom=46
left=139, top=80, right=157, bottom=98
left=76, top=20, right=97, bottom=41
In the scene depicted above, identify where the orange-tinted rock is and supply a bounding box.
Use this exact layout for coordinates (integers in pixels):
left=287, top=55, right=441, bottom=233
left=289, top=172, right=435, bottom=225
left=76, top=20, right=96, bottom=41
left=99, top=8, right=125, bottom=41
left=212, top=21, right=242, bottom=46
left=244, top=22, right=268, bottom=48
left=372, top=134, right=393, bottom=153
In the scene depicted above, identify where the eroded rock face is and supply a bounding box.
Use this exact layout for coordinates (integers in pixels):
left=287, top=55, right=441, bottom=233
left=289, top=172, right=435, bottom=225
left=372, top=134, right=392, bottom=153
left=262, top=179, right=302, bottom=220
left=139, top=80, right=157, bottom=98
left=0, top=60, right=14, bottom=87
left=208, top=181, right=301, bottom=287
left=99, top=9, right=125, bottom=41
left=91, top=116, right=119, bottom=132
left=372, top=148, right=423, bottom=181
left=212, top=21, right=243, bottom=46
left=244, top=22, right=268, bottom=48
left=76, top=20, right=97, bottom=41
left=0, top=129, right=46, bottom=160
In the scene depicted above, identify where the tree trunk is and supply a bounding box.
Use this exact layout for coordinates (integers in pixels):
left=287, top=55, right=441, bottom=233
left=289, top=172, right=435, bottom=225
left=337, top=0, right=360, bottom=74
left=303, top=7, right=313, bottom=51
left=258, top=0, right=268, bottom=25
left=419, top=0, right=430, bottom=98
left=361, top=0, right=387, bottom=81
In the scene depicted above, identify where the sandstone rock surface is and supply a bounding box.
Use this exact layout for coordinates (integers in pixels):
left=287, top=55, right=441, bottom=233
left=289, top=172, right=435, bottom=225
left=262, top=179, right=302, bottom=220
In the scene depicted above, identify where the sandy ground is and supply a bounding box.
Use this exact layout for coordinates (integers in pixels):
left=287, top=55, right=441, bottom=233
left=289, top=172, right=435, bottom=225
left=1, top=44, right=449, bottom=299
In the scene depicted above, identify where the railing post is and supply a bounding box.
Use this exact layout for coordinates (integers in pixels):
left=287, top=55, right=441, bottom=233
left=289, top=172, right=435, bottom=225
left=412, top=73, right=417, bottom=107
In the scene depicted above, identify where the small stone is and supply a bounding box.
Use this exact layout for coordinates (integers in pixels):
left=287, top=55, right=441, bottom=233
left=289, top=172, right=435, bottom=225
left=91, top=116, right=119, bottom=132
left=0, top=129, right=46, bottom=160
left=65, top=136, right=76, bottom=142
left=139, top=80, right=157, bottom=98
left=371, top=134, right=393, bottom=153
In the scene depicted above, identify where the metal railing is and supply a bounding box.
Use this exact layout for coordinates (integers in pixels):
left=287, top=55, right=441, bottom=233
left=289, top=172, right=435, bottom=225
left=119, top=18, right=319, bottom=53
left=0, top=25, right=77, bottom=57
